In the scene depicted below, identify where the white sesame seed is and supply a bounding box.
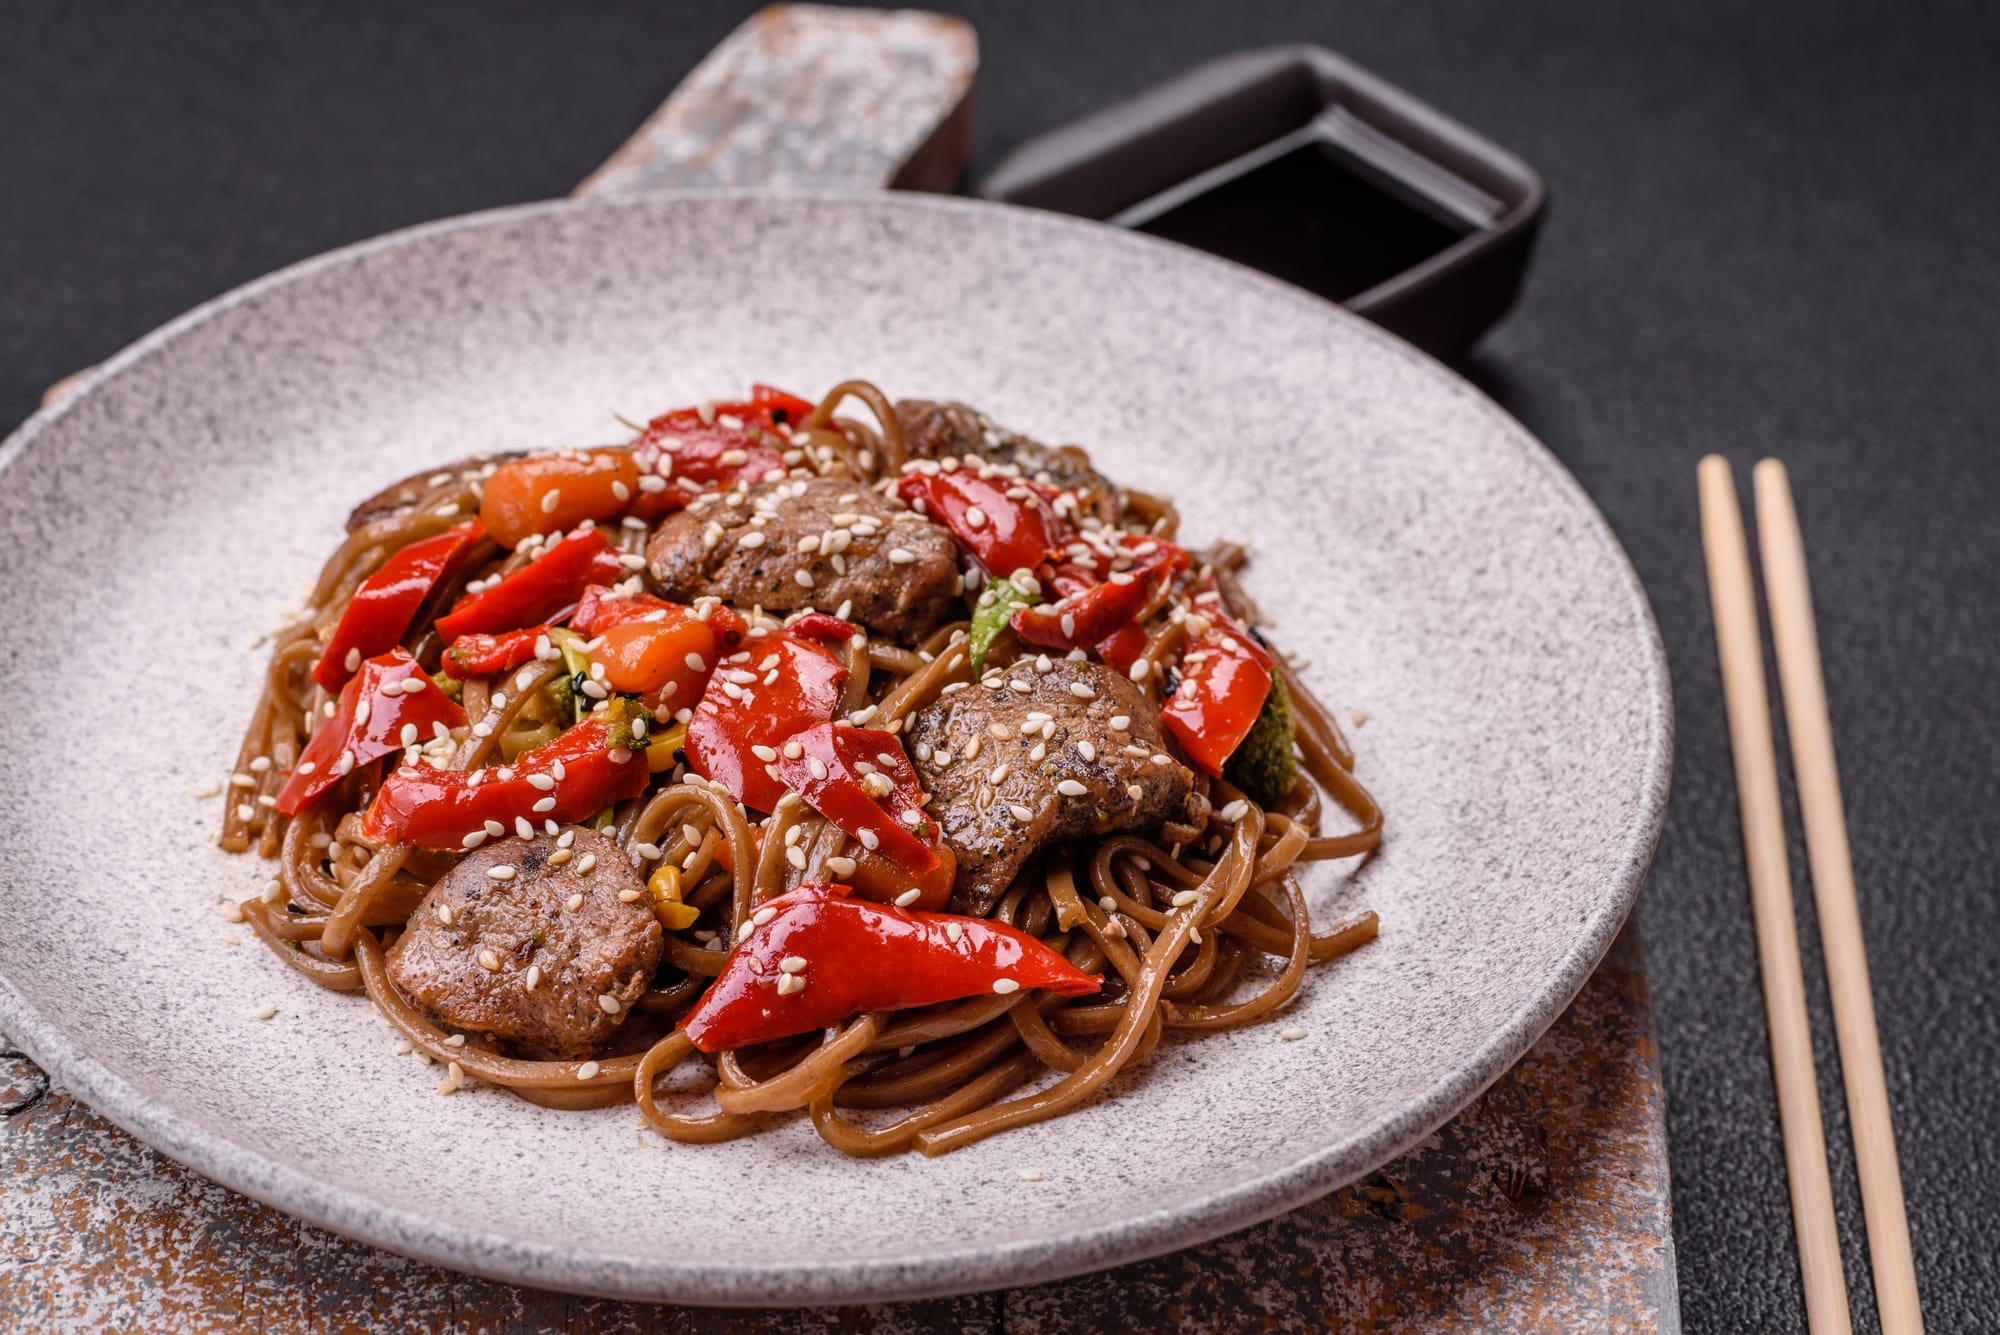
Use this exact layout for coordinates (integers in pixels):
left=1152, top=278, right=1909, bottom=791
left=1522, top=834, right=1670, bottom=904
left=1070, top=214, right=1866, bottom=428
left=887, top=547, right=916, bottom=564
left=1129, top=659, right=1152, bottom=682
left=1018, top=1168, right=1043, bottom=1182
left=964, top=505, right=987, bottom=528
left=540, top=489, right=561, bottom=514
left=685, top=652, right=707, bottom=672
left=444, top=1033, right=467, bottom=1048
left=1077, top=740, right=1097, bottom=762
left=1109, top=714, right=1131, bottom=731
left=344, top=647, right=362, bottom=672
left=1056, top=779, right=1089, bottom=797
left=1172, top=890, right=1199, bottom=908
left=893, top=888, right=921, bottom=907
left=527, top=773, right=556, bottom=791
left=738, top=530, right=767, bottom=549
left=752, top=905, right=778, bottom=926
left=1068, top=682, right=1096, bottom=700
left=1126, top=783, right=1144, bottom=801
left=1009, top=804, right=1034, bottom=822
left=945, top=922, right=964, bottom=944
left=856, top=828, right=880, bottom=851
left=989, top=764, right=1011, bottom=784
left=436, top=903, right=455, bottom=925
left=598, top=994, right=622, bottom=1015
left=575, top=853, right=597, bottom=875
left=484, top=819, right=505, bottom=837
left=524, top=965, right=541, bottom=990
left=487, top=865, right=517, bottom=881
left=1009, top=679, right=1032, bottom=693
left=775, top=972, right=806, bottom=996
left=786, top=845, right=807, bottom=870
left=825, top=855, right=856, bottom=877
left=992, top=978, right=1021, bottom=995
left=253, top=1002, right=278, bottom=1021
left=234, top=803, right=255, bottom=822
left=807, top=756, right=829, bottom=780
left=779, top=955, right=807, bottom=974
left=557, top=828, right=575, bottom=848
left=531, top=796, right=556, bottom=813
left=477, top=949, right=502, bottom=971
left=1218, top=799, right=1250, bottom=822
left=618, top=887, right=644, bottom=902
left=399, top=722, right=419, bottom=747
left=565, top=892, right=584, bottom=911
left=514, top=816, right=534, bottom=839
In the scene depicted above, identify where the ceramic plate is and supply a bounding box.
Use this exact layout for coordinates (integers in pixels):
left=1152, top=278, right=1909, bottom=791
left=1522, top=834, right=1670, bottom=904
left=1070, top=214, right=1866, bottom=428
left=0, top=193, right=1669, bottom=1305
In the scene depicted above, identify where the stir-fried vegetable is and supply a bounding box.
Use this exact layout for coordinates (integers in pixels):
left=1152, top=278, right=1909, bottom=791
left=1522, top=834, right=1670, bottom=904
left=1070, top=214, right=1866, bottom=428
left=1221, top=669, right=1298, bottom=806
left=480, top=451, right=642, bottom=549
left=680, top=883, right=1100, bottom=1051
left=683, top=629, right=847, bottom=812
left=433, top=528, right=621, bottom=640
left=277, top=650, right=466, bottom=814
left=361, top=715, right=648, bottom=849
left=893, top=469, right=1068, bottom=578
left=967, top=578, right=1036, bottom=676
left=1010, top=537, right=1188, bottom=652
left=1159, top=591, right=1275, bottom=777
left=442, top=625, right=547, bottom=679
left=770, top=723, right=955, bottom=907
left=312, top=520, right=484, bottom=692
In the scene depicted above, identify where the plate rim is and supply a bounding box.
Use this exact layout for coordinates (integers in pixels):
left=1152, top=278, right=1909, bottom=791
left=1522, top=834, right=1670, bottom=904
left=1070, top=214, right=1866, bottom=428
left=0, top=188, right=1674, bottom=1306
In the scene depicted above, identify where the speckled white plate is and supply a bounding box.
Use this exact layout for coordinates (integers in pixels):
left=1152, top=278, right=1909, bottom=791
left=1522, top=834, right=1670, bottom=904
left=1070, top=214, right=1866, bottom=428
left=0, top=193, right=1670, bottom=1305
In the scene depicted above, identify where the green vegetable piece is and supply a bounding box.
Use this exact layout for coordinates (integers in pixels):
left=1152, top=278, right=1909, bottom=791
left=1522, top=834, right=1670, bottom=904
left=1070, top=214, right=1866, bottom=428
left=1223, top=671, right=1298, bottom=807
left=968, top=579, right=1037, bottom=676
left=428, top=669, right=464, bottom=703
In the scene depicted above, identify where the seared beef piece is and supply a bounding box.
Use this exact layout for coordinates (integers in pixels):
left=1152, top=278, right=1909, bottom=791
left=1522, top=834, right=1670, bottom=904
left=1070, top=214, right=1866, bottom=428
left=894, top=400, right=1123, bottom=520
left=346, top=452, right=522, bottom=531
left=386, top=827, right=661, bottom=1060
left=645, top=476, right=960, bottom=640
left=905, top=659, right=1194, bottom=913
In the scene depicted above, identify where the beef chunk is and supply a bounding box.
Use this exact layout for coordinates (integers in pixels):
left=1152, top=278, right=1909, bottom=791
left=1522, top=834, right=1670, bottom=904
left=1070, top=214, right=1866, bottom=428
left=905, top=659, right=1194, bottom=913
left=894, top=400, right=1122, bottom=520
left=346, top=452, right=522, bottom=531
left=645, top=476, right=959, bottom=640
left=386, top=827, right=661, bottom=1060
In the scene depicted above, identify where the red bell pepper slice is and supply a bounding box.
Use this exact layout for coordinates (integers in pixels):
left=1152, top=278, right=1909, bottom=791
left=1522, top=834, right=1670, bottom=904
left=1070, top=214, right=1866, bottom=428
left=442, top=625, right=547, bottom=680
left=361, top=716, right=649, bottom=850
left=684, top=631, right=846, bottom=813
left=681, top=883, right=1100, bottom=1052
left=1010, top=537, right=1188, bottom=652
left=1093, top=620, right=1150, bottom=675
left=769, top=723, right=955, bottom=907
left=630, top=385, right=812, bottom=511
left=782, top=611, right=856, bottom=643
left=434, top=528, right=611, bottom=641
left=312, top=520, right=483, bottom=692
left=1159, top=589, right=1276, bottom=777
left=277, top=650, right=467, bottom=815
left=894, top=469, right=1069, bottom=578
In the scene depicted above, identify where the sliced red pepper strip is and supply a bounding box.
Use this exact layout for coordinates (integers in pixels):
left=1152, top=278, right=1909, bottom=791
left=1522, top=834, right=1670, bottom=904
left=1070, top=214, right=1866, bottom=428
left=277, top=650, right=466, bottom=815
left=312, top=520, right=483, bottom=692
left=894, top=469, right=1069, bottom=577
left=684, top=631, right=847, bottom=812
left=434, top=528, right=610, bottom=641
left=770, top=723, right=954, bottom=908
left=1093, top=619, right=1150, bottom=675
left=361, top=716, right=648, bottom=850
left=442, top=625, right=547, bottom=679
left=681, top=883, right=1099, bottom=1051
left=1010, top=537, right=1188, bottom=652
left=1159, top=588, right=1275, bottom=777
left=783, top=611, right=857, bottom=643
left=629, top=385, right=811, bottom=511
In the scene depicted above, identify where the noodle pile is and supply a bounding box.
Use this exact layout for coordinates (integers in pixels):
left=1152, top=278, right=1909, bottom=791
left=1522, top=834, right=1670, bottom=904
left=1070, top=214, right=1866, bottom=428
left=221, top=380, right=1382, bottom=1155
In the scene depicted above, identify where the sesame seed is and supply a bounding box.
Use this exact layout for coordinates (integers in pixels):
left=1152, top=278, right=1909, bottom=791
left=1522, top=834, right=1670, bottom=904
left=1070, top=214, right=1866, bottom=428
left=1009, top=804, right=1034, bottom=822
left=1056, top=779, right=1089, bottom=797
left=1218, top=799, right=1250, bottom=822
left=779, top=955, right=807, bottom=974
left=1108, top=715, right=1131, bottom=731
left=945, top=922, right=964, bottom=944
left=527, top=773, right=556, bottom=791
left=856, top=828, right=880, bottom=851
left=532, top=796, right=556, bottom=813
left=524, top=965, right=541, bottom=989
left=1028, top=743, right=1047, bottom=763
left=1008, top=679, right=1032, bottom=693
left=477, top=949, right=502, bottom=972
left=1129, top=659, right=1152, bottom=682
left=487, top=864, right=517, bottom=881
left=484, top=819, right=505, bottom=837
left=1077, top=740, right=1097, bottom=762
left=597, top=994, right=622, bottom=1015
left=992, top=978, right=1020, bottom=995
left=786, top=846, right=807, bottom=870
left=775, top=972, right=806, bottom=996
left=738, top=530, right=767, bottom=549
left=234, top=803, right=255, bottom=822
left=887, top=548, right=916, bottom=564
left=753, top=905, right=778, bottom=926
left=618, top=888, right=644, bottom=903
left=575, top=853, right=597, bottom=875
left=444, top=1033, right=467, bottom=1048
left=989, top=764, right=1010, bottom=783
left=344, top=647, right=362, bottom=672
left=1126, top=783, right=1145, bottom=801
left=253, top=1002, right=278, bottom=1021
left=964, top=505, right=987, bottom=528
left=1172, top=890, right=1199, bottom=908
left=685, top=652, right=707, bottom=672
left=576, top=1059, right=602, bottom=1079
left=557, top=826, right=575, bottom=846
left=825, top=855, right=856, bottom=877
left=893, top=888, right=921, bottom=907
left=565, top=892, right=584, bottom=911
left=435, top=904, right=455, bottom=925
left=807, top=756, right=828, bottom=780
left=1018, top=1168, right=1043, bottom=1182
left=1068, top=682, right=1096, bottom=700
left=514, top=816, right=534, bottom=839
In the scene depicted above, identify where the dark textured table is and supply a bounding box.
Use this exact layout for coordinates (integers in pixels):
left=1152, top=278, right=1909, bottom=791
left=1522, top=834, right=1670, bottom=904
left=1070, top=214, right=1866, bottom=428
left=3, top=4, right=1995, bottom=1331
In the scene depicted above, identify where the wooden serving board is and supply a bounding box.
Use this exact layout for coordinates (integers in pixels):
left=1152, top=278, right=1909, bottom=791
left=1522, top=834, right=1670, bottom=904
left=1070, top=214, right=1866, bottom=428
left=5, top=9, right=1680, bottom=1329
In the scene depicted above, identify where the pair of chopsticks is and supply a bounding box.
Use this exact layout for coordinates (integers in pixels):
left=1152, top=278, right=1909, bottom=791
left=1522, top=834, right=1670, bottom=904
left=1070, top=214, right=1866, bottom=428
left=1698, top=458, right=1923, bottom=1335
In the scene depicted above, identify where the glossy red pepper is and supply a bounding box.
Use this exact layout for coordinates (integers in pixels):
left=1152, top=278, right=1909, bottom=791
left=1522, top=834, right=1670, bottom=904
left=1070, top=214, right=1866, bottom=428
left=684, top=631, right=847, bottom=812
left=442, top=625, right=547, bottom=679
left=781, top=611, right=856, bottom=643
left=1159, top=590, right=1275, bottom=777
left=276, top=650, right=466, bottom=815
left=769, top=724, right=955, bottom=907
left=630, top=385, right=813, bottom=512
left=1010, top=537, right=1188, bottom=652
left=894, top=469, right=1069, bottom=578
left=311, top=520, right=484, bottom=692
left=1093, top=619, right=1150, bottom=675
left=361, top=716, right=649, bottom=849
left=434, top=528, right=611, bottom=641
left=681, top=883, right=1100, bottom=1051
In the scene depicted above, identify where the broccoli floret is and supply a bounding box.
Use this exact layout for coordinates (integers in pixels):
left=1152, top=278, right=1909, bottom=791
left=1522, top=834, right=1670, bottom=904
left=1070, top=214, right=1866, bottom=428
left=1223, top=672, right=1299, bottom=807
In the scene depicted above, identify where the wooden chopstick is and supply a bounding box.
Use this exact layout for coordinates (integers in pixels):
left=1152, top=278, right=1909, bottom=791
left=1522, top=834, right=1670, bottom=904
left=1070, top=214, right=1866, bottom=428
left=1755, top=460, right=1925, bottom=1334
left=1697, top=456, right=1854, bottom=1335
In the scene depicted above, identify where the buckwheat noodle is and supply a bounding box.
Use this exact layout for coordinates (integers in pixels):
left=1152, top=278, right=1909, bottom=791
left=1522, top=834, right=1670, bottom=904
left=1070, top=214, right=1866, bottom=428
left=222, top=381, right=1383, bottom=1156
